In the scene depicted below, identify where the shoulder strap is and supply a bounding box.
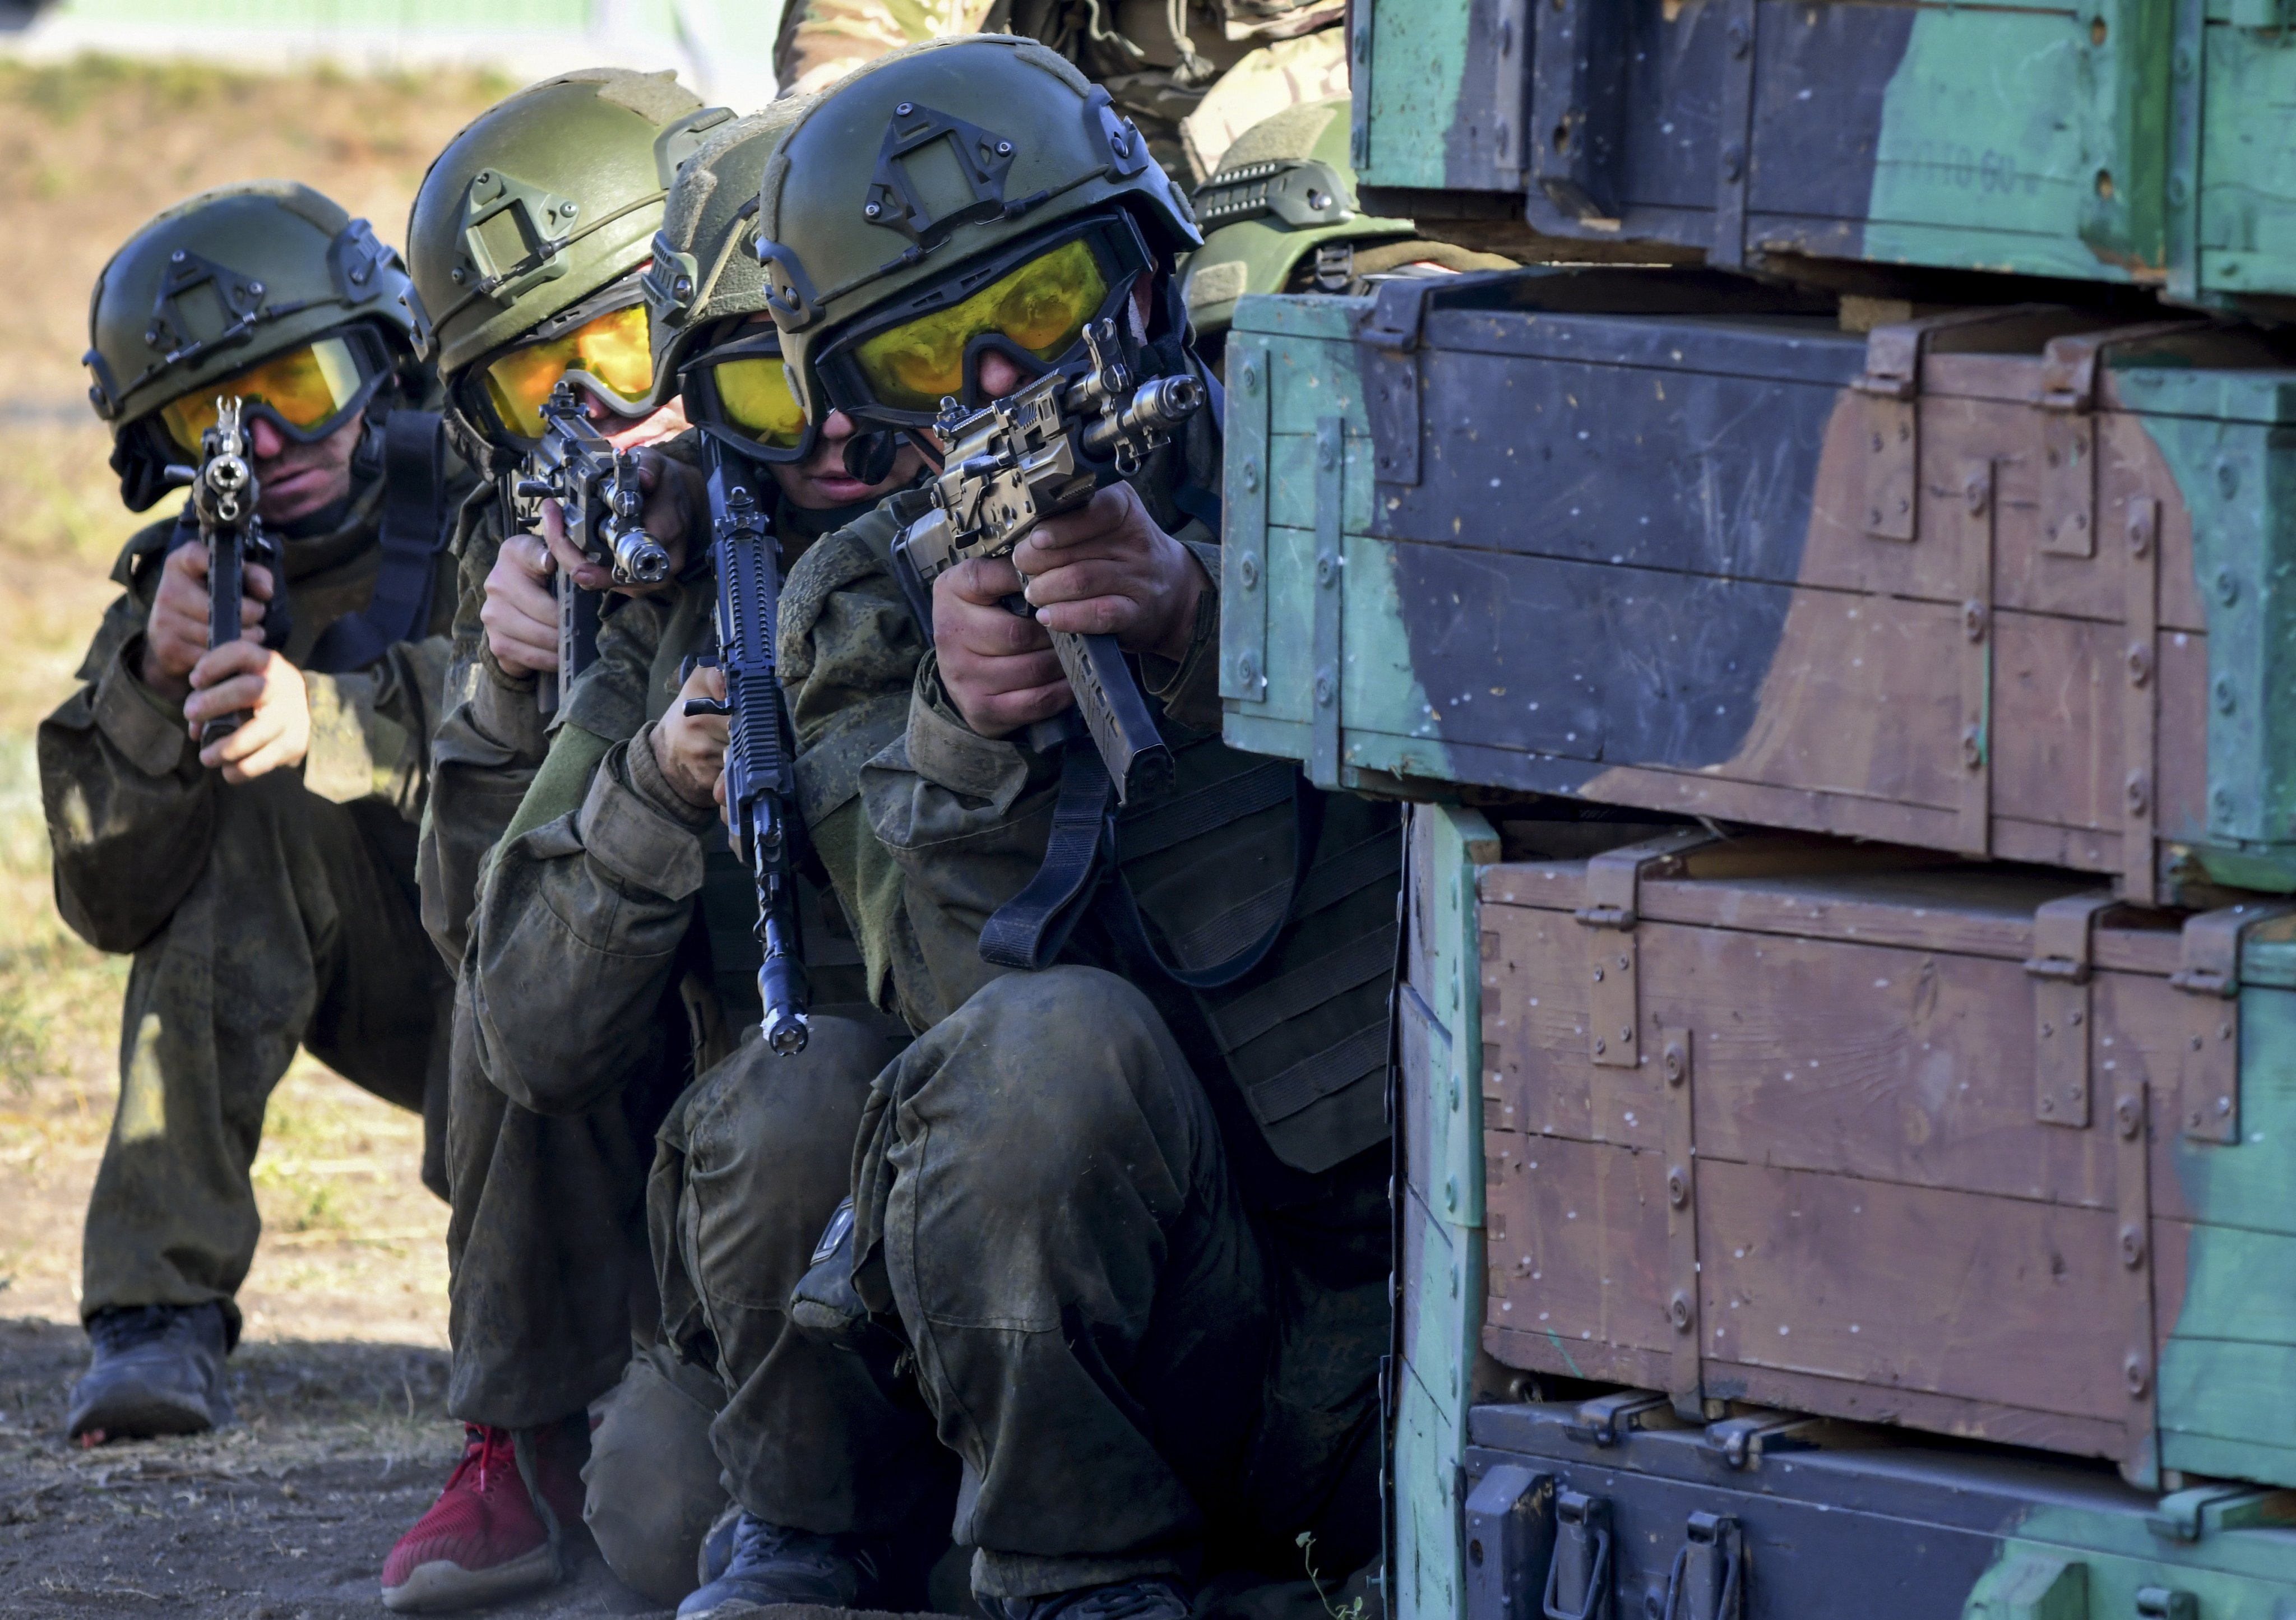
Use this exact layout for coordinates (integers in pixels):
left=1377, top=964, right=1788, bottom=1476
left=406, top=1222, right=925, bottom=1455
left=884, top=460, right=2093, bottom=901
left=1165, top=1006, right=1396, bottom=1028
left=305, top=409, right=449, bottom=673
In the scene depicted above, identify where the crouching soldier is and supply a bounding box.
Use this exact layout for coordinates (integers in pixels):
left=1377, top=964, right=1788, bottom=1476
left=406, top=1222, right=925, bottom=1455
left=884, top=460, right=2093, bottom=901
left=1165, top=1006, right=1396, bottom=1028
left=381, top=68, right=733, bottom=1612
left=668, top=39, right=1398, bottom=1620
left=41, top=183, right=467, bottom=1444
left=391, top=85, right=937, bottom=1611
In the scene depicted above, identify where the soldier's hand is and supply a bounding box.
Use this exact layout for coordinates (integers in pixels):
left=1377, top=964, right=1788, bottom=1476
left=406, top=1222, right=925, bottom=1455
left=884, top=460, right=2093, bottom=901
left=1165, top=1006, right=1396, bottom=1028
left=652, top=663, right=728, bottom=809
left=933, top=556, right=1070, bottom=739
left=184, top=641, right=310, bottom=783
left=482, top=533, right=559, bottom=675
left=1012, top=482, right=1205, bottom=662
left=141, top=544, right=269, bottom=697
left=538, top=449, right=702, bottom=597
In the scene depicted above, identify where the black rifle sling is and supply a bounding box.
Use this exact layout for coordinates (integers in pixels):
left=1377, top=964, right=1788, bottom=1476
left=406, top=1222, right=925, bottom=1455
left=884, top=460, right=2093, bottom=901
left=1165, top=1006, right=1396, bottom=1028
left=979, top=741, right=1115, bottom=970
left=307, top=409, right=448, bottom=673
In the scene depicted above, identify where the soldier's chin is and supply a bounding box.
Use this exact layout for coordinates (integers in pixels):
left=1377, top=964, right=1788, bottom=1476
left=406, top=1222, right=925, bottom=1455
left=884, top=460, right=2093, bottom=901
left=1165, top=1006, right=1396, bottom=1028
left=257, top=464, right=342, bottom=525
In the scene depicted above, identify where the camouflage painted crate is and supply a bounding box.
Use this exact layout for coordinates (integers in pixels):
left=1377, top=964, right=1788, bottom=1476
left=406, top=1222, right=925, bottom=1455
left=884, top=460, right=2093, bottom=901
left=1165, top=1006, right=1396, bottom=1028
left=1220, top=271, right=2296, bottom=900
left=1471, top=830, right=2296, bottom=1493
left=1348, top=0, right=2296, bottom=307
left=1460, top=1403, right=2296, bottom=1620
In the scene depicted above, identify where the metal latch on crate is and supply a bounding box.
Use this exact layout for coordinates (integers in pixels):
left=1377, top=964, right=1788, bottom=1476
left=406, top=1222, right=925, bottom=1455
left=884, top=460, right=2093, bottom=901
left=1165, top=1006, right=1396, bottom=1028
left=2024, top=894, right=2117, bottom=1128
left=2034, top=322, right=2209, bottom=558
left=1562, top=1391, right=1670, bottom=1447
left=1464, top=1466, right=1555, bottom=1620
left=1851, top=305, right=2062, bottom=543
left=1541, top=1491, right=1613, bottom=1620
left=1704, top=1410, right=1821, bottom=1470
left=1572, top=831, right=1715, bottom=1069
left=1659, top=1513, right=1744, bottom=1620
left=2168, top=903, right=2293, bottom=1145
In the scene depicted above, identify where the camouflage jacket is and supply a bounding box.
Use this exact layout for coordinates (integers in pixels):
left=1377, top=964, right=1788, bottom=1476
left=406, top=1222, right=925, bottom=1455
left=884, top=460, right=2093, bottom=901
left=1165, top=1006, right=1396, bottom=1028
left=456, top=492, right=899, bottom=1118
left=39, top=474, right=460, bottom=956
left=776, top=0, right=1346, bottom=180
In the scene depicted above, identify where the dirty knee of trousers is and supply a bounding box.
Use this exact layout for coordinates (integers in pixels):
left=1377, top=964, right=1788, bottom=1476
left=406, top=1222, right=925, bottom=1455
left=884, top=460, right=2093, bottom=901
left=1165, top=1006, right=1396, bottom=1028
left=896, top=968, right=1201, bottom=1186
left=582, top=1345, right=728, bottom=1607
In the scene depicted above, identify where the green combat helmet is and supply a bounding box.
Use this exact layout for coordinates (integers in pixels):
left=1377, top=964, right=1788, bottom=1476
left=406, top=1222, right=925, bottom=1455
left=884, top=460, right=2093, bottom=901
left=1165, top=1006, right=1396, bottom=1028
left=85, top=180, right=419, bottom=511
left=641, top=97, right=815, bottom=457
left=1178, top=98, right=1512, bottom=351
left=755, top=34, right=1203, bottom=435
left=404, top=68, right=730, bottom=465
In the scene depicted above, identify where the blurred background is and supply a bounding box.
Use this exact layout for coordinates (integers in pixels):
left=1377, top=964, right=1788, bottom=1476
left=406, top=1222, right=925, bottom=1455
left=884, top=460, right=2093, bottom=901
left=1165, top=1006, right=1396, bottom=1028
left=0, top=5, right=772, bottom=1450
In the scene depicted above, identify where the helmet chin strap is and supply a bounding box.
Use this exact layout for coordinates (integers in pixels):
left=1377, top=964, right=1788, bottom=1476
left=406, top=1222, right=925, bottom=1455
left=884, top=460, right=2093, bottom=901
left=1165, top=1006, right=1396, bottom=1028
left=842, top=428, right=900, bottom=485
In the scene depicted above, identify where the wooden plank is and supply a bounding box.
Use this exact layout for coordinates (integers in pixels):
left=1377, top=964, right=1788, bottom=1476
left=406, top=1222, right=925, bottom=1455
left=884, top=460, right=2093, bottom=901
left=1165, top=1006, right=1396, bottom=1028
left=1991, top=607, right=2124, bottom=836
left=1701, top=1363, right=2132, bottom=1464
left=2103, top=389, right=2204, bottom=635
left=1483, top=1326, right=1672, bottom=1392
left=2155, top=1218, right=2296, bottom=1349
left=1696, top=1160, right=2131, bottom=1423
left=1479, top=904, right=1669, bottom=1151
left=1641, top=922, right=2117, bottom=1209
left=2156, top=626, right=2212, bottom=849
left=1482, top=1133, right=1673, bottom=1361
left=1637, top=867, right=2090, bottom=960
left=1572, top=766, right=1966, bottom=850
left=2150, top=982, right=2296, bottom=1237
left=2158, top=1338, right=2296, bottom=1460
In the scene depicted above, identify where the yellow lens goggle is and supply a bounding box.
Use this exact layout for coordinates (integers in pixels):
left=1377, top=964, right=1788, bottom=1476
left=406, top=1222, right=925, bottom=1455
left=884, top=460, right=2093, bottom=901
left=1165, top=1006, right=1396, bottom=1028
left=849, top=238, right=1110, bottom=414
left=482, top=304, right=654, bottom=439
left=707, top=355, right=809, bottom=450
left=158, top=337, right=368, bottom=453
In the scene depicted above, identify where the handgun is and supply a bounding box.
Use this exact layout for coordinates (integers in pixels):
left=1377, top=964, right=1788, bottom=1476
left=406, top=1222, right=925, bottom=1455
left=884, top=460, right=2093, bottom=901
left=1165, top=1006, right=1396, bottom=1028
left=164, top=396, right=280, bottom=746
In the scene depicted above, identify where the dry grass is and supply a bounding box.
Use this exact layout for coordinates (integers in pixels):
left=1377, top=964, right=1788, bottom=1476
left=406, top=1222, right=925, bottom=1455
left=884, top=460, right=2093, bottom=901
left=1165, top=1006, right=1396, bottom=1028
left=0, top=56, right=513, bottom=1348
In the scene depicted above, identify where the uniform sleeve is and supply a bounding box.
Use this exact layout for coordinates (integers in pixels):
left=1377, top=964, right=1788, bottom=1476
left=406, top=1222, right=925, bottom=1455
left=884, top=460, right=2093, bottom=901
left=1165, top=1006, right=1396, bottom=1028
left=776, top=0, right=1002, bottom=95
left=37, top=595, right=213, bottom=955
left=415, top=645, right=552, bottom=966
left=465, top=724, right=716, bottom=1116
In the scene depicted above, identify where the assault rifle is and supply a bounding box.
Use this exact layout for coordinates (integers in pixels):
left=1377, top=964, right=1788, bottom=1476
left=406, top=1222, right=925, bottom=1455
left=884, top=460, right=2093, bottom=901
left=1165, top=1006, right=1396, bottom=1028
left=890, top=318, right=1202, bottom=806
left=164, top=396, right=279, bottom=745
left=683, top=442, right=810, bottom=1055
left=517, top=381, right=669, bottom=711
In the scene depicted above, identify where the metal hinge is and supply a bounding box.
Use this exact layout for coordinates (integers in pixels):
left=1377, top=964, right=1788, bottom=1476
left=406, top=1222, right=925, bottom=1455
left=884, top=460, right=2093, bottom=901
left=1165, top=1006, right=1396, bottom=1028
left=1572, top=831, right=1715, bottom=1069
left=2035, top=321, right=2209, bottom=558
left=2168, top=902, right=2293, bottom=1144
left=2024, top=893, right=2117, bottom=1128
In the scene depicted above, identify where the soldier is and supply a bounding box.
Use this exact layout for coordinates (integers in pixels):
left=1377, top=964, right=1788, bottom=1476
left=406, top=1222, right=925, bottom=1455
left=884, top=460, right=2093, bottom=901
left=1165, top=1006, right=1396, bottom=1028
left=672, top=38, right=1397, bottom=1620
left=776, top=0, right=1348, bottom=182
left=381, top=69, right=733, bottom=1613
left=392, top=90, right=938, bottom=1610
left=1178, top=97, right=1513, bottom=368
left=40, top=183, right=468, bottom=1444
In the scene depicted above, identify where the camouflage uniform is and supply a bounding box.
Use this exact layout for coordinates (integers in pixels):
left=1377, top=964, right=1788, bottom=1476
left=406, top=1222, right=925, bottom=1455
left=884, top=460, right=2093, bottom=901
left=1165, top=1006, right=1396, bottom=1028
left=41, top=182, right=465, bottom=1360
left=674, top=39, right=1397, bottom=1613
left=776, top=0, right=1347, bottom=181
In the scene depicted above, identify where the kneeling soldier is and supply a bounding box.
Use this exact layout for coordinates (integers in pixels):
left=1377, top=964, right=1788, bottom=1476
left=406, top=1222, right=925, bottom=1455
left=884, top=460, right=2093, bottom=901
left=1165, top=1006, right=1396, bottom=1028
left=673, top=38, right=1396, bottom=1620
left=43, top=183, right=467, bottom=1444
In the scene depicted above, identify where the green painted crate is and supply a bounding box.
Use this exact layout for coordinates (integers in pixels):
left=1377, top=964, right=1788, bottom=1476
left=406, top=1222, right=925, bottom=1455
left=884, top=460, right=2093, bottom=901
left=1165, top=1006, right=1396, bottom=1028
left=1393, top=806, right=2296, bottom=1620
left=1349, top=0, right=2296, bottom=309
left=1220, top=272, right=2296, bottom=899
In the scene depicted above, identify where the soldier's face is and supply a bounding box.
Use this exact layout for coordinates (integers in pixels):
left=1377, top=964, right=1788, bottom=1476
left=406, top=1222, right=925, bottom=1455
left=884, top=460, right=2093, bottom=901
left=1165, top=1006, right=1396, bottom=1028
left=247, top=409, right=362, bottom=526
left=767, top=406, right=926, bottom=510
left=968, top=274, right=1158, bottom=408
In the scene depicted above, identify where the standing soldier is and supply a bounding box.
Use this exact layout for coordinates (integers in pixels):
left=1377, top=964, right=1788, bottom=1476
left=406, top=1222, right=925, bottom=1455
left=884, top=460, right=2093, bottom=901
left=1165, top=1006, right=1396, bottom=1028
left=777, top=0, right=1348, bottom=182
left=672, top=36, right=1397, bottom=1619
left=382, top=69, right=730, bottom=1613
left=41, top=183, right=467, bottom=1444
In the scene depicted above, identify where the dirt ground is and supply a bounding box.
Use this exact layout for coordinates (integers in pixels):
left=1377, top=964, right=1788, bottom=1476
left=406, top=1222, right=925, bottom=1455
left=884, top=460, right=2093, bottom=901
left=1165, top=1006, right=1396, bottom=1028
left=0, top=55, right=678, bottom=1616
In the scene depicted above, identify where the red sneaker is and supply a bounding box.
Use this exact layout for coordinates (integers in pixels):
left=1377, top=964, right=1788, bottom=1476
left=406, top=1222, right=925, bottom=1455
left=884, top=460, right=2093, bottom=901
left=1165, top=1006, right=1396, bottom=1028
left=381, top=1420, right=587, bottom=1612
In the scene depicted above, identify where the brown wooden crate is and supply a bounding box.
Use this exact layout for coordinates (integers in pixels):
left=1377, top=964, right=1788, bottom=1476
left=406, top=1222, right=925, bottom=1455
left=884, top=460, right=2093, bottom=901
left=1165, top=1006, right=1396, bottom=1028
left=1482, top=1134, right=1672, bottom=1362
left=1696, top=1160, right=2130, bottom=1423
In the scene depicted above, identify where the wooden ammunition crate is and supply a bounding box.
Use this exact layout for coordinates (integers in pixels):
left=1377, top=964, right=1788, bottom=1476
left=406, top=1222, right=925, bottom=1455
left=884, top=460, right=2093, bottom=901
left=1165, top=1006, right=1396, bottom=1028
left=1470, top=830, right=2296, bottom=1491
left=1222, top=272, right=2296, bottom=899
left=1349, top=0, right=2296, bottom=307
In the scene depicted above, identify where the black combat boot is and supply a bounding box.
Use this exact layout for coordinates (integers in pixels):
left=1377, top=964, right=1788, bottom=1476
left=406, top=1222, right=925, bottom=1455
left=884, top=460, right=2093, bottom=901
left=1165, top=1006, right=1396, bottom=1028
left=66, top=1301, right=233, bottom=1443
left=677, top=1513, right=883, bottom=1618
left=990, top=1579, right=1195, bottom=1620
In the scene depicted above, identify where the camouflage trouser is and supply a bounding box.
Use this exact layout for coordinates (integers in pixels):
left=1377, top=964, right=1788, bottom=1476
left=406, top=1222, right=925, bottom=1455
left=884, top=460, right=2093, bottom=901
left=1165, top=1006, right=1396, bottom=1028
left=648, top=1010, right=953, bottom=1542
left=673, top=969, right=1386, bottom=1600
left=81, top=774, right=446, bottom=1340
left=440, top=982, right=687, bottom=1430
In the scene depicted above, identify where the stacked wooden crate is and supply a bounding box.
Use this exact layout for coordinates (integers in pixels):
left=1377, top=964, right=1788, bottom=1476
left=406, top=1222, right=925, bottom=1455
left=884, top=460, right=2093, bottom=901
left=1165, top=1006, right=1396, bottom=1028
left=1221, top=7, right=2296, bottom=1613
